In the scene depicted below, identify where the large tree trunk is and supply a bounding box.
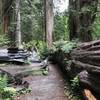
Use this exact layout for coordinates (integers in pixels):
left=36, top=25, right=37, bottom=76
left=68, top=0, right=98, bottom=42
left=68, top=0, right=79, bottom=40
left=45, top=0, right=54, bottom=48
left=15, top=0, right=21, bottom=48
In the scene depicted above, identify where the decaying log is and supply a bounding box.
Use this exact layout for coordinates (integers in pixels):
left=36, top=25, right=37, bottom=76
left=69, top=40, right=100, bottom=96
left=77, top=40, right=100, bottom=49
left=72, top=50, right=100, bottom=58
left=72, top=60, right=100, bottom=74
left=86, top=45, right=100, bottom=51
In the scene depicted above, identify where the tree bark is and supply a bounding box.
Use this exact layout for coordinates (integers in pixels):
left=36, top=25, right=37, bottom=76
left=15, top=0, right=21, bottom=48
left=0, top=0, right=2, bottom=33
left=45, top=0, right=54, bottom=48
left=2, top=0, right=8, bottom=34
left=68, top=0, right=98, bottom=42
left=2, top=0, right=13, bottom=34
left=67, top=40, right=100, bottom=96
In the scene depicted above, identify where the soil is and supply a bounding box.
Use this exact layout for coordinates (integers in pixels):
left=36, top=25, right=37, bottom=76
left=15, top=64, right=68, bottom=100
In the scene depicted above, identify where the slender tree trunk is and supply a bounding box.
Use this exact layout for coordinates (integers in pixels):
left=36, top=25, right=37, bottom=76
left=15, top=0, right=21, bottom=48
left=2, top=0, right=13, bottom=34
left=2, top=0, right=8, bottom=34
left=45, top=0, right=54, bottom=48
left=0, top=0, right=2, bottom=33
left=44, top=0, right=46, bottom=42
left=0, top=0, right=2, bottom=18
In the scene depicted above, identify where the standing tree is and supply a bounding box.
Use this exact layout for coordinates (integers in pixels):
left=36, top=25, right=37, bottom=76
left=68, top=0, right=98, bottom=42
left=1, top=0, right=17, bottom=47
left=44, top=0, right=54, bottom=48
left=0, top=0, right=2, bottom=33
left=15, top=0, right=21, bottom=47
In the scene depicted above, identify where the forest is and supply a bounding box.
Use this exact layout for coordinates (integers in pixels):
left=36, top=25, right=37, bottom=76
left=0, top=0, right=100, bottom=100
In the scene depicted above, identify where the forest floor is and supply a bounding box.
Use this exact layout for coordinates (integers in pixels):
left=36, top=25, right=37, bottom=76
left=15, top=64, right=68, bottom=100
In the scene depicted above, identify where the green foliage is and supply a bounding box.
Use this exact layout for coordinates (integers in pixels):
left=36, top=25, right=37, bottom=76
left=54, top=13, right=69, bottom=41
left=23, top=40, right=47, bottom=59
left=92, top=16, right=100, bottom=39
left=20, top=0, right=44, bottom=43
left=23, top=40, right=76, bottom=60
left=0, top=75, right=17, bottom=99
left=0, top=75, right=32, bottom=99
left=0, top=34, right=10, bottom=47
left=51, top=40, right=77, bottom=54
left=36, top=40, right=77, bottom=60
left=42, top=67, right=49, bottom=75
left=2, top=87, right=16, bottom=99
left=38, top=40, right=77, bottom=61
left=17, top=87, right=32, bottom=95
left=24, top=40, right=46, bottom=52
left=70, top=75, right=80, bottom=89
left=64, top=80, right=82, bottom=100
left=0, top=75, right=8, bottom=93
left=40, top=46, right=50, bottom=59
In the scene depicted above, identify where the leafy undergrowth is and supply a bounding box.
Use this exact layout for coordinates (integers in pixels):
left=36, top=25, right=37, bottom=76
left=0, top=75, right=16, bottom=99
left=0, top=75, right=32, bottom=100
left=64, top=76, right=83, bottom=100
left=64, top=83, right=82, bottom=100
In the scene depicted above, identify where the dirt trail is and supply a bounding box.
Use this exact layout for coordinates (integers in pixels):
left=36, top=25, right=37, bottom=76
left=16, top=64, right=68, bottom=100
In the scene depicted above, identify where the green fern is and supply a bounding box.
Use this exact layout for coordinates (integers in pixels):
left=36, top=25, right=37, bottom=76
left=0, top=75, right=8, bottom=93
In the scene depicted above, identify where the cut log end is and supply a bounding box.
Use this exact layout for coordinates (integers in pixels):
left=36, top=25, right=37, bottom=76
left=83, top=89, right=96, bottom=100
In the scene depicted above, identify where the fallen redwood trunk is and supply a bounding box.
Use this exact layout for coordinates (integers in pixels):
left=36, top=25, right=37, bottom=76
left=72, top=60, right=100, bottom=74
left=69, top=40, right=100, bottom=97
left=70, top=40, right=100, bottom=74
left=77, top=40, right=100, bottom=50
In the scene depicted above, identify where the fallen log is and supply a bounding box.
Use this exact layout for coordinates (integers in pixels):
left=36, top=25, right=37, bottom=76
left=72, top=50, right=100, bottom=58
left=72, top=60, right=100, bottom=74
left=69, top=40, right=100, bottom=97
left=77, top=40, right=100, bottom=49
left=86, top=45, right=100, bottom=51
left=72, top=57, right=100, bottom=67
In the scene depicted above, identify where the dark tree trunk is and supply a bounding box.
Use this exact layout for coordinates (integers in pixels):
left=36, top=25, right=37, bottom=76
left=1, top=0, right=15, bottom=47
left=68, top=0, right=98, bottom=42
left=2, top=0, right=13, bottom=34
left=68, top=0, right=79, bottom=40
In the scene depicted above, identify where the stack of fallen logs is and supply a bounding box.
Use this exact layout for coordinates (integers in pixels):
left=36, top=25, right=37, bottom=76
left=70, top=40, right=100, bottom=99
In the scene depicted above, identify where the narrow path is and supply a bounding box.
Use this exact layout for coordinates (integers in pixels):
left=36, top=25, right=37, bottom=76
left=16, top=64, right=68, bottom=100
